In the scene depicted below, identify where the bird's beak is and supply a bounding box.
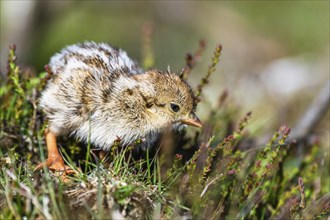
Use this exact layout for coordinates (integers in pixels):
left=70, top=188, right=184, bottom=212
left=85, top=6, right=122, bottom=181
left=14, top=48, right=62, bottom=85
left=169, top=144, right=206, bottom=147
left=181, top=112, right=202, bottom=128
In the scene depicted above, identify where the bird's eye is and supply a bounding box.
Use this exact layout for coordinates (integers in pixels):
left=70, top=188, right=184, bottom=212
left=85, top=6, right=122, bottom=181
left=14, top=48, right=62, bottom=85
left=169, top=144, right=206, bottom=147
left=170, top=103, right=180, bottom=112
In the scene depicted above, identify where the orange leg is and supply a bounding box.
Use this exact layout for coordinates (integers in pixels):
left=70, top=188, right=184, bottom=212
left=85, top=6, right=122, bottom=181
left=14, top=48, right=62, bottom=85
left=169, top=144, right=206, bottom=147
left=34, top=129, right=76, bottom=181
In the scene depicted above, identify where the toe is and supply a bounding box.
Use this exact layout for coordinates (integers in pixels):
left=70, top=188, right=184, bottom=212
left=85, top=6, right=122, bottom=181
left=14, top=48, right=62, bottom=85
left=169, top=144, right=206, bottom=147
left=34, top=159, right=52, bottom=171
left=35, top=159, right=79, bottom=181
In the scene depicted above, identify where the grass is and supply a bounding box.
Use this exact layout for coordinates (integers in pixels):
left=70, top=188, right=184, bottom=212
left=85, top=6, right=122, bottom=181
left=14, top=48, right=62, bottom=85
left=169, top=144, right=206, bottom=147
left=0, top=44, right=329, bottom=219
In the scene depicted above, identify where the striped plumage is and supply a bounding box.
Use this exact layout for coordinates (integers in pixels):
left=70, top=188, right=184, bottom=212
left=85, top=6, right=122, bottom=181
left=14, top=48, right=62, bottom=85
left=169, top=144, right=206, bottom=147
left=40, top=41, right=201, bottom=151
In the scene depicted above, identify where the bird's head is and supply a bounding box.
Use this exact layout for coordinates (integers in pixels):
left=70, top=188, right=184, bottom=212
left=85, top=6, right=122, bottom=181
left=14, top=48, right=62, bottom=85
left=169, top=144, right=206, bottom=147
left=137, top=70, right=202, bottom=131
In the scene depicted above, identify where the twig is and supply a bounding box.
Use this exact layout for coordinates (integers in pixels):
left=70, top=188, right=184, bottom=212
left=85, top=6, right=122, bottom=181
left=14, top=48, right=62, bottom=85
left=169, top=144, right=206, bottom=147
left=195, top=44, right=222, bottom=103
left=43, top=64, right=53, bottom=81
left=298, top=177, right=306, bottom=208
left=289, top=81, right=330, bottom=142
left=200, top=174, right=222, bottom=197
left=181, top=40, right=206, bottom=80
left=251, top=80, right=329, bottom=150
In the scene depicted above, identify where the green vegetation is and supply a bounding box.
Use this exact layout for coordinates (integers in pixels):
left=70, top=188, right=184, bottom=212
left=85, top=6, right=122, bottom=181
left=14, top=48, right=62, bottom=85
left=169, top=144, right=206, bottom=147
left=0, top=45, right=329, bottom=219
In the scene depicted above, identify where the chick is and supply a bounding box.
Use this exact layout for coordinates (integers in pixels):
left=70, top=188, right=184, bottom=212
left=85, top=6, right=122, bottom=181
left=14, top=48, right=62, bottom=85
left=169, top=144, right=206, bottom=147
left=35, top=41, right=202, bottom=175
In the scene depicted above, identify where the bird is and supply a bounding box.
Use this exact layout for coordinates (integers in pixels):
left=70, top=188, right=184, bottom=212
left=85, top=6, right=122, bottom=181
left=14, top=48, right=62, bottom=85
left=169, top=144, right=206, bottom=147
left=35, top=41, right=202, bottom=177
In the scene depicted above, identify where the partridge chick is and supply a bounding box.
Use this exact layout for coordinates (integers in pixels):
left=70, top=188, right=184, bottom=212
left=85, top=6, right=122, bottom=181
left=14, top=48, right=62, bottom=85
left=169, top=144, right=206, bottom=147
left=36, top=41, right=202, bottom=175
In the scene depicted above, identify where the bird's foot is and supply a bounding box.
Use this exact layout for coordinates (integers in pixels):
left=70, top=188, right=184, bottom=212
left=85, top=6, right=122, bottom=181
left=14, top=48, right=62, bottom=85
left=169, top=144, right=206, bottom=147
left=34, top=157, right=78, bottom=182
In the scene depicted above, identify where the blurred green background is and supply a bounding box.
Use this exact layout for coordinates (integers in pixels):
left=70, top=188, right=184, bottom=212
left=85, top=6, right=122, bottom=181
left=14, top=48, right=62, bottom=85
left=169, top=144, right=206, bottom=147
left=1, top=1, right=329, bottom=139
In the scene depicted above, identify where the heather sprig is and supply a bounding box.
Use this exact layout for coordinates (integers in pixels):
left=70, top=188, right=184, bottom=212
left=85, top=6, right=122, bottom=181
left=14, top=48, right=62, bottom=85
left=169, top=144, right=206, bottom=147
left=195, top=44, right=222, bottom=103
